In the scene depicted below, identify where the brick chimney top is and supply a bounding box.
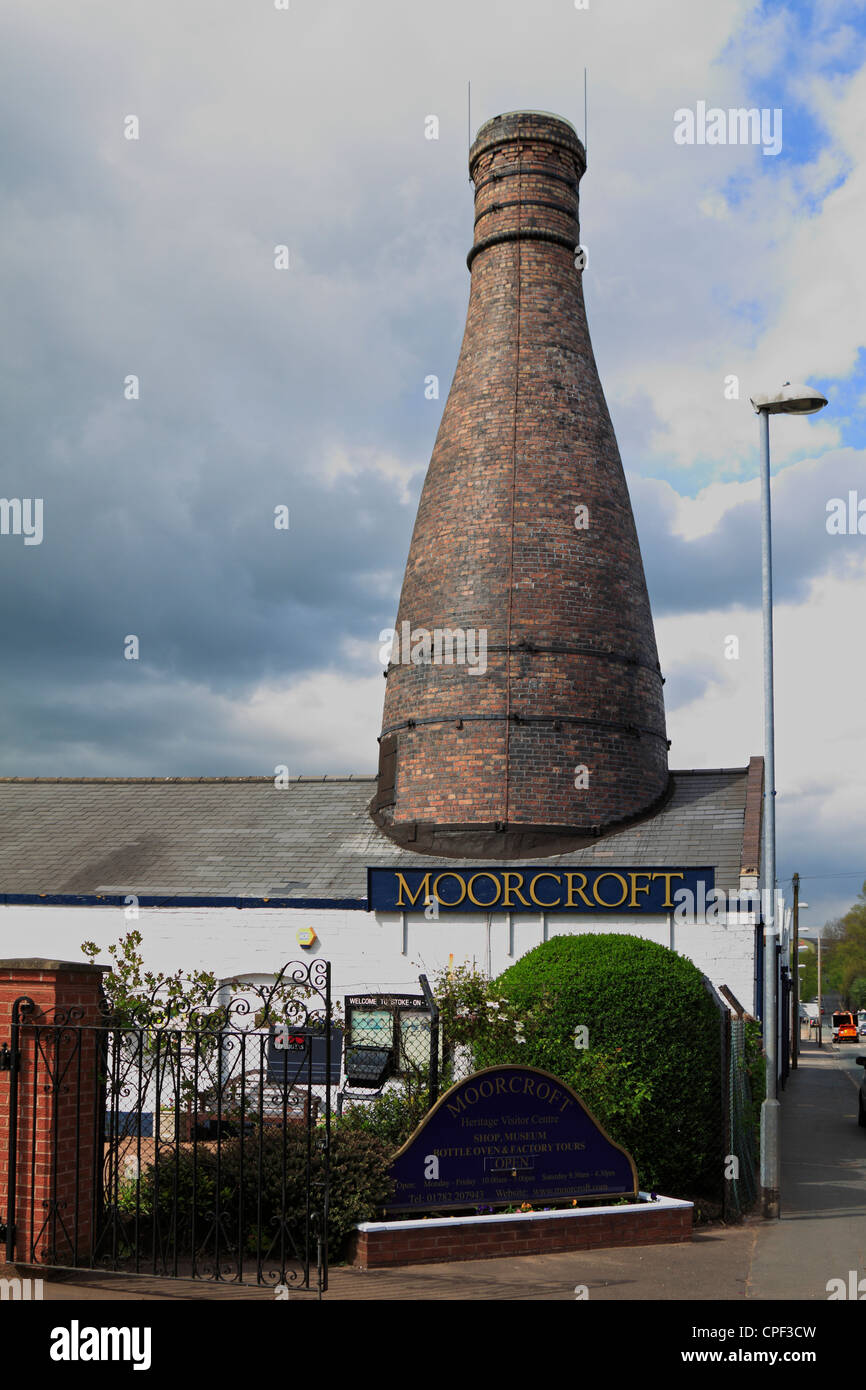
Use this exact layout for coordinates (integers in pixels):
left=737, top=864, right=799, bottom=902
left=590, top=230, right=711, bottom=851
left=472, top=109, right=583, bottom=153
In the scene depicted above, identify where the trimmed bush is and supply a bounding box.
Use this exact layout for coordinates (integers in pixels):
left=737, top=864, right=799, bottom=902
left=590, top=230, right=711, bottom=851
left=473, top=934, right=725, bottom=1202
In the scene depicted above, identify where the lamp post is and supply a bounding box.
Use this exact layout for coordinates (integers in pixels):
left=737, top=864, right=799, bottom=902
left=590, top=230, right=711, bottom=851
left=749, top=383, right=828, bottom=1220
left=817, top=927, right=823, bottom=1048
left=791, top=878, right=809, bottom=1068
left=797, top=925, right=821, bottom=1046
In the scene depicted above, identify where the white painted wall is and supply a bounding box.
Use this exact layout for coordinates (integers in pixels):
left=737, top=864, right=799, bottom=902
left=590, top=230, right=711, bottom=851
left=0, top=902, right=758, bottom=1012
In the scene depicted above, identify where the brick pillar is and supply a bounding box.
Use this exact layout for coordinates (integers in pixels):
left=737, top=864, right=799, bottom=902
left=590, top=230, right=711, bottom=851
left=0, top=959, right=108, bottom=1267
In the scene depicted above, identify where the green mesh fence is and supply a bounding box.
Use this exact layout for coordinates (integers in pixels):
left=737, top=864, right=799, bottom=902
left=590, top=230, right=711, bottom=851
left=726, top=1017, right=758, bottom=1216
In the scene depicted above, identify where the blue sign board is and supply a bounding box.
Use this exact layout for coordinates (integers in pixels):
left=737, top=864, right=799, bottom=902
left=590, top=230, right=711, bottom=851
left=367, top=865, right=714, bottom=914
left=385, top=1065, right=638, bottom=1213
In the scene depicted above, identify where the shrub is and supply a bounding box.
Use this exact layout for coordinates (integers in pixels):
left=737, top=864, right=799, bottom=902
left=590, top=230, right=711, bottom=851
left=323, top=1127, right=394, bottom=1256
left=471, top=934, right=725, bottom=1202
left=337, top=1078, right=432, bottom=1151
left=128, top=1123, right=393, bottom=1265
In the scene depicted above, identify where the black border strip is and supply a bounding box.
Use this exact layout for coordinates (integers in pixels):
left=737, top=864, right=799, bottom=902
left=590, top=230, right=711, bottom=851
left=0, top=892, right=367, bottom=909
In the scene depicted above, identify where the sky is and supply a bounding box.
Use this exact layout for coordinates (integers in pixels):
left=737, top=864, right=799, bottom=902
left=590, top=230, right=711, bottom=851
left=1, top=0, right=864, bottom=927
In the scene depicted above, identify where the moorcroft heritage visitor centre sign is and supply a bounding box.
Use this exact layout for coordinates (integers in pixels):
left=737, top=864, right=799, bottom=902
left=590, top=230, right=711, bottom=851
left=385, top=1066, right=638, bottom=1213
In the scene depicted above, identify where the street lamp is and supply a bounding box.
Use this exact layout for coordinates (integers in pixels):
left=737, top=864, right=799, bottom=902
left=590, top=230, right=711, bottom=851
left=798, top=924, right=824, bottom=1048
left=749, top=383, right=828, bottom=415
left=791, top=877, right=808, bottom=1068
left=794, top=906, right=811, bottom=1052
left=749, top=382, right=828, bottom=1222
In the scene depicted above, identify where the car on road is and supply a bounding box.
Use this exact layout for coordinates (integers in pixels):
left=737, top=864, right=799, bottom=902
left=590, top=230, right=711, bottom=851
left=833, top=1011, right=859, bottom=1043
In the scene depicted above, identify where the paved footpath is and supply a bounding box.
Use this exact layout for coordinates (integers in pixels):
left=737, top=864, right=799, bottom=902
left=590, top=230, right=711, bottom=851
left=747, top=1036, right=866, bottom=1299
left=32, top=1039, right=866, bottom=1301
left=37, top=1226, right=757, bottom=1302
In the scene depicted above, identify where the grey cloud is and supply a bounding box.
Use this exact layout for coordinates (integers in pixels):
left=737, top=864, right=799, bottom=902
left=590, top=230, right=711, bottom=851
left=630, top=450, right=865, bottom=617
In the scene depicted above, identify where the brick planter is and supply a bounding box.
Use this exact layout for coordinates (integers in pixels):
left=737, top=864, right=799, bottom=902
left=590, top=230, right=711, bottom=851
left=349, top=1193, right=693, bottom=1269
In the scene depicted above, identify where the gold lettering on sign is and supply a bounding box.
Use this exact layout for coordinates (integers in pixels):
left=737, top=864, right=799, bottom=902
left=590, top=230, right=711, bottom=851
left=628, top=872, right=652, bottom=907
left=391, top=868, right=694, bottom=911
left=592, top=872, right=629, bottom=908
left=650, top=871, right=685, bottom=908
left=432, top=872, right=467, bottom=906
left=565, top=872, right=593, bottom=908
left=528, top=873, right=560, bottom=907
left=466, top=872, right=501, bottom=907
left=501, top=872, right=530, bottom=907
left=394, top=872, right=432, bottom=908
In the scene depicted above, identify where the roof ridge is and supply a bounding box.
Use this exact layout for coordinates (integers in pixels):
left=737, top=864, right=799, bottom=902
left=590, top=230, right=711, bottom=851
left=0, top=774, right=378, bottom=784
left=0, top=767, right=748, bottom=785
left=668, top=767, right=749, bottom=777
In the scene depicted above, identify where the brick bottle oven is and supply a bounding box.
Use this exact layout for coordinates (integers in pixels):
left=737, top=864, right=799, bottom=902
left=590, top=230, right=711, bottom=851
left=371, top=110, right=670, bottom=858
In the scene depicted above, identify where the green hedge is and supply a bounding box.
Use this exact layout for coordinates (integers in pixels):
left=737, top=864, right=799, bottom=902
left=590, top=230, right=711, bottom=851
left=474, top=934, right=725, bottom=1202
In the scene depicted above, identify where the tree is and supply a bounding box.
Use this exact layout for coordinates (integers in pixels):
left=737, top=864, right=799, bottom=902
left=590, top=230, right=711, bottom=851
left=821, top=888, right=866, bottom=1008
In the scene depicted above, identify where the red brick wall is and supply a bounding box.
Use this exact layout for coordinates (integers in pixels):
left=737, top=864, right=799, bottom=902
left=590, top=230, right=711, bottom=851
left=741, top=755, right=764, bottom=876
left=350, top=1202, right=693, bottom=1269
left=0, top=960, right=107, bottom=1265
left=373, top=112, right=669, bottom=856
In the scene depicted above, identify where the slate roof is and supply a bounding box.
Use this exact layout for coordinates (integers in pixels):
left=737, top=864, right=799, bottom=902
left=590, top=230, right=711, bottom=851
left=0, top=765, right=758, bottom=904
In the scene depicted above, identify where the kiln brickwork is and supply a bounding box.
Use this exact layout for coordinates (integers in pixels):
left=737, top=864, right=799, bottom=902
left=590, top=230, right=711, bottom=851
left=372, top=111, right=670, bottom=858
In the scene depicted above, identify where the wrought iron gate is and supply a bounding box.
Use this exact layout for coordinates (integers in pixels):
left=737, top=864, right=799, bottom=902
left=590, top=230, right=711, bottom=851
left=4, top=960, right=332, bottom=1292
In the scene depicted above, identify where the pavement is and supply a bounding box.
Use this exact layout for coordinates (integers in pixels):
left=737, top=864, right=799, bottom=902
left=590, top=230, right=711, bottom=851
left=21, top=1036, right=866, bottom=1301
left=748, top=1033, right=866, bottom=1299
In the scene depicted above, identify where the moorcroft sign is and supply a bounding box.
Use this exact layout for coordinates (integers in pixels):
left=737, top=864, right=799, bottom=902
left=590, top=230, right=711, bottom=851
left=367, top=866, right=714, bottom=914
left=385, top=1065, right=637, bottom=1212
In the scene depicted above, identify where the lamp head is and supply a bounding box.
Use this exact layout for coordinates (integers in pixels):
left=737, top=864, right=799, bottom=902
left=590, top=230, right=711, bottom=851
left=750, top=382, right=828, bottom=415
